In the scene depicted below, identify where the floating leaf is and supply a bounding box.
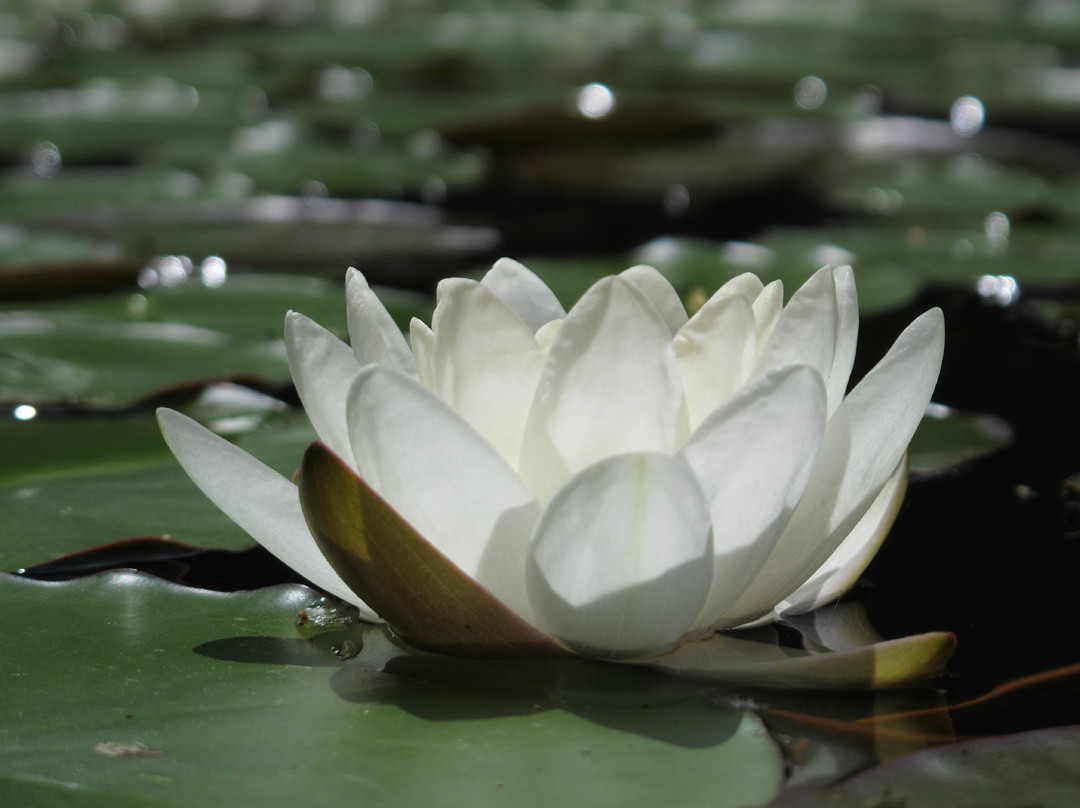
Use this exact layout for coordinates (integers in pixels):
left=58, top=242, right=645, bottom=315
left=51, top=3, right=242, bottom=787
left=909, top=405, right=1012, bottom=477
left=0, top=572, right=785, bottom=808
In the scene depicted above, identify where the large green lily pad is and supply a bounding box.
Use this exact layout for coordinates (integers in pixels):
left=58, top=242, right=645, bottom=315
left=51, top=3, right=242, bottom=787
left=0, top=414, right=251, bottom=570
left=0, top=572, right=785, bottom=808
left=0, top=404, right=327, bottom=571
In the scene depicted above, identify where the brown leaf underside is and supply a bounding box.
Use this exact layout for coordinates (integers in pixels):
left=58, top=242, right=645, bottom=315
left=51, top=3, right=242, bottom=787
left=298, top=442, right=565, bottom=658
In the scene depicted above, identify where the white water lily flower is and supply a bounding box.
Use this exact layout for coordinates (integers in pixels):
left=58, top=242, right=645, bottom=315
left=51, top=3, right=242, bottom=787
left=159, top=259, right=952, bottom=688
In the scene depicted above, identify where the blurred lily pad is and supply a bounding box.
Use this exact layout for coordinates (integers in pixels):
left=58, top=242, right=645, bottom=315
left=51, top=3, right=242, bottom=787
left=0, top=166, right=246, bottom=220
left=908, top=405, right=1012, bottom=478
left=0, top=313, right=286, bottom=405
left=23, top=272, right=432, bottom=340
left=0, top=226, right=141, bottom=298
left=819, top=155, right=1057, bottom=225
left=230, top=142, right=488, bottom=198
left=0, top=80, right=249, bottom=162
left=1, top=273, right=432, bottom=405
left=497, top=237, right=923, bottom=316
left=0, top=572, right=785, bottom=808
left=24, top=196, right=498, bottom=276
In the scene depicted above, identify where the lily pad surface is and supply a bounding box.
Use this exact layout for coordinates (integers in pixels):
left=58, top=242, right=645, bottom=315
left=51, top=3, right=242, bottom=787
left=771, top=725, right=1080, bottom=807
left=1, top=274, right=432, bottom=406
left=0, top=572, right=785, bottom=808
left=908, top=405, right=1013, bottom=477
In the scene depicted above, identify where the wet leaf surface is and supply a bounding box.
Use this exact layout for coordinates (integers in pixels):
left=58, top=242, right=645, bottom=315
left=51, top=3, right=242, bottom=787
left=1, top=275, right=432, bottom=405
left=0, top=572, right=785, bottom=808
left=769, top=725, right=1080, bottom=807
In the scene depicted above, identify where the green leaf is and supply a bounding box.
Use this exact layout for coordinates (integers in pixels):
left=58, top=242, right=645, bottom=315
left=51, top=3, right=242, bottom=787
left=0, top=407, right=317, bottom=570
left=298, top=442, right=565, bottom=658
left=0, top=572, right=785, bottom=808
left=909, top=406, right=1012, bottom=477
left=1, top=274, right=432, bottom=405
left=771, top=725, right=1080, bottom=807
left=0, top=228, right=141, bottom=299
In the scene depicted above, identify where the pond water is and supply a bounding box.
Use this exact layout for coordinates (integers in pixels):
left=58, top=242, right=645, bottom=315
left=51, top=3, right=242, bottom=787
left=2, top=2, right=1080, bottom=806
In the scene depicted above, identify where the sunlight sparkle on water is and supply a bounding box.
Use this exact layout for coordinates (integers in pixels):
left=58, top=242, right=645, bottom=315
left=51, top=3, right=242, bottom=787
left=794, top=76, right=827, bottom=110
left=13, top=405, right=36, bottom=421
left=31, top=141, right=61, bottom=177
left=200, top=256, right=227, bottom=288
left=977, top=274, right=1020, bottom=306
left=985, top=211, right=1010, bottom=254
left=950, top=96, right=985, bottom=136
left=577, top=83, right=615, bottom=119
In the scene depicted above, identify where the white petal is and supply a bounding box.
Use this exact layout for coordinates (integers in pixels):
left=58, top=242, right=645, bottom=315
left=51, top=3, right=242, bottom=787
left=674, top=292, right=757, bottom=429
left=620, top=264, right=688, bottom=335
left=639, top=627, right=954, bottom=689
left=782, top=602, right=884, bottom=653
left=409, top=317, right=435, bottom=392
left=157, top=408, right=378, bottom=621
left=526, top=452, right=713, bottom=659
left=518, top=276, right=687, bottom=504
left=716, top=272, right=765, bottom=301
left=284, top=311, right=362, bottom=467
left=682, top=364, right=827, bottom=631
left=345, top=267, right=415, bottom=373
left=753, top=279, right=784, bottom=348
left=827, top=265, right=859, bottom=415
left=481, top=257, right=566, bottom=333
left=535, top=318, right=563, bottom=354
left=721, top=309, right=945, bottom=625
left=777, top=455, right=908, bottom=616
left=345, top=366, right=541, bottom=624
left=431, top=278, right=546, bottom=467
left=753, top=266, right=837, bottom=383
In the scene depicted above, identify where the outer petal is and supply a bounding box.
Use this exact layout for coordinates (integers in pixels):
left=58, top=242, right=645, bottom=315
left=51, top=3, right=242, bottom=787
left=432, top=278, right=545, bottom=467
left=620, top=264, right=688, bottom=335
left=284, top=311, right=362, bottom=467
left=639, top=629, right=956, bottom=689
left=753, top=279, right=784, bottom=349
left=777, top=455, right=908, bottom=616
left=674, top=292, right=757, bottom=430
left=682, top=364, right=827, bottom=632
left=827, top=265, right=859, bottom=415
left=156, top=408, right=378, bottom=621
left=299, top=442, right=563, bottom=658
left=526, top=452, right=713, bottom=660
left=481, top=257, right=566, bottom=333
left=518, top=276, right=687, bottom=504
left=345, top=267, right=415, bottom=373
left=721, top=309, right=945, bottom=626
left=345, top=365, right=541, bottom=624
left=752, top=266, right=837, bottom=385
